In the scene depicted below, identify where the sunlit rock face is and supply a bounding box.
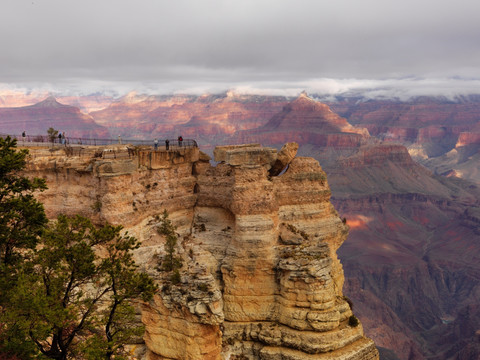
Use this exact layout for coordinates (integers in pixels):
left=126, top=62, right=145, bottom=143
left=24, top=143, right=378, bottom=360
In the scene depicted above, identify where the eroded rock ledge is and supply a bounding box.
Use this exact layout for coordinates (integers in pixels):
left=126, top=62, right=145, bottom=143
left=25, top=143, right=379, bottom=360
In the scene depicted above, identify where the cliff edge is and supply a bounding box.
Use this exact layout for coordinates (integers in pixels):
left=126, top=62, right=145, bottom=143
left=24, top=143, right=379, bottom=360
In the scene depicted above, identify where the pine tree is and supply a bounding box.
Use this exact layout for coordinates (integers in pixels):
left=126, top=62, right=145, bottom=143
left=0, top=136, right=47, bottom=267
left=156, top=210, right=182, bottom=281
left=1, top=215, right=157, bottom=360
left=47, top=127, right=59, bottom=144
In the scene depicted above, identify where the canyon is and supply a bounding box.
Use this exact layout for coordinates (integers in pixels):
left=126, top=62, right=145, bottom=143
left=23, top=142, right=379, bottom=360
left=2, top=90, right=480, bottom=359
left=327, top=96, right=480, bottom=185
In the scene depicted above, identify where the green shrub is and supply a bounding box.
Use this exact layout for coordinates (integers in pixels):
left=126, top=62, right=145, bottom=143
left=348, top=315, right=359, bottom=327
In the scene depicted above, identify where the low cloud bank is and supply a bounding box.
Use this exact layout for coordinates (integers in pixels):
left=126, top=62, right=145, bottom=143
left=2, top=77, right=480, bottom=102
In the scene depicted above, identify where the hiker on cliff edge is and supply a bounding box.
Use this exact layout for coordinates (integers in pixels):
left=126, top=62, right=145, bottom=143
left=165, top=139, right=170, bottom=151
left=154, top=138, right=158, bottom=151
left=178, top=135, right=183, bottom=147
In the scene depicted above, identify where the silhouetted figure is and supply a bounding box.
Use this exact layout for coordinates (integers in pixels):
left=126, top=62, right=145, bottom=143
left=165, top=139, right=170, bottom=150
left=22, top=131, right=26, bottom=143
left=154, top=138, right=158, bottom=151
left=178, top=136, right=183, bottom=147
left=58, top=132, right=62, bottom=144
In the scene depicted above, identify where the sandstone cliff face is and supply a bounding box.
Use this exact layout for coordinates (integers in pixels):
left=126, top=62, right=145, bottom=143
left=25, top=143, right=378, bottom=360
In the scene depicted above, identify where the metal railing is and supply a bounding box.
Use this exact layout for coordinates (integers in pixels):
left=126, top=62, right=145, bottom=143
left=1, top=134, right=197, bottom=150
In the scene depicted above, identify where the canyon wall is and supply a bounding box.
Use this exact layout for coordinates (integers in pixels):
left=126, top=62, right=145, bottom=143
left=24, top=143, right=378, bottom=360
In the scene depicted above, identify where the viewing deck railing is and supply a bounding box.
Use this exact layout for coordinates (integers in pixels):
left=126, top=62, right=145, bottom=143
left=0, top=134, right=198, bottom=150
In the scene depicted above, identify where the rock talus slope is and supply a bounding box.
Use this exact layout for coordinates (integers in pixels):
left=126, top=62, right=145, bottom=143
left=24, top=143, right=378, bottom=360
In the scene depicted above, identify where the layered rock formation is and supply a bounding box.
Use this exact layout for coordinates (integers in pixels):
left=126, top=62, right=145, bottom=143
left=233, top=93, right=369, bottom=151
left=327, top=96, right=480, bottom=183
left=220, top=95, right=480, bottom=359
left=24, top=143, right=379, bottom=360
left=6, top=89, right=480, bottom=359
left=90, top=91, right=288, bottom=144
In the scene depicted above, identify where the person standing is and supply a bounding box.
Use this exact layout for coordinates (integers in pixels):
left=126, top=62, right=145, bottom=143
left=178, top=135, right=183, bottom=147
left=154, top=138, right=158, bottom=151
left=22, top=131, right=26, bottom=144
left=165, top=139, right=170, bottom=150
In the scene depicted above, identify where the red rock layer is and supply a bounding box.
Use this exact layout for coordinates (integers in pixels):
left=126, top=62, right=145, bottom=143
left=90, top=92, right=288, bottom=140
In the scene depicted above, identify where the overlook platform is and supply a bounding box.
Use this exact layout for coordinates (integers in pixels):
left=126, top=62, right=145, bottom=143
left=1, top=133, right=198, bottom=160
left=1, top=133, right=197, bottom=149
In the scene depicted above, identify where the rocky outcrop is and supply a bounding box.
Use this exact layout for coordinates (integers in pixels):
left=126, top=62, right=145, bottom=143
left=24, top=143, right=378, bottom=360
left=269, top=142, right=299, bottom=176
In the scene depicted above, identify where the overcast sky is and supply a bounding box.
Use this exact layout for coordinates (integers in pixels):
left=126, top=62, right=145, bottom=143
left=1, top=0, right=480, bottom=97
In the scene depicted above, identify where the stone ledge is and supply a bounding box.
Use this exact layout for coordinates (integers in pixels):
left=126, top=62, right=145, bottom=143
left=259, top=337, right=379, bottom=359
left=214, top=144, right=277, bottom=166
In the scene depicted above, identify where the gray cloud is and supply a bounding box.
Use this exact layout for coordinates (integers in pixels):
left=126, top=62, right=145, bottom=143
left=1, top=0, right=480, bottom=95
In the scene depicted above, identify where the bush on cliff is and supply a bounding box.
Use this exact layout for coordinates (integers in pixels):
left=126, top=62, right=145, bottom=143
left=349, top=315, right=360, bottom=327
left=156, top=210, right=182, bottom=278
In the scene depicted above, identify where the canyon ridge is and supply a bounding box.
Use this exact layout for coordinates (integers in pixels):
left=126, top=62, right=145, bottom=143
left=3, top=91, right=480, bottom=359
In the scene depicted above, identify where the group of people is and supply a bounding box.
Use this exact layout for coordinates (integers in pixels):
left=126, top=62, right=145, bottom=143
left=153, top=136, right=183, bottom=151
left=20, top=131, right=66, bottom=145
left=19, top=131, right=185, bottom=150
left=58, top=132, right=67, bottom=145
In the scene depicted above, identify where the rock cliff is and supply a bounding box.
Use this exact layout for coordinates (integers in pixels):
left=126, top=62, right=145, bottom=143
left=24, top=143, right=378, bottom=360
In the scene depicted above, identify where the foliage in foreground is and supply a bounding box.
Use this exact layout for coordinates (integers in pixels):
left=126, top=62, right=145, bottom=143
left=2, top=215, right=157, bottom=359
left=0, top=136, right=47, bottom=268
